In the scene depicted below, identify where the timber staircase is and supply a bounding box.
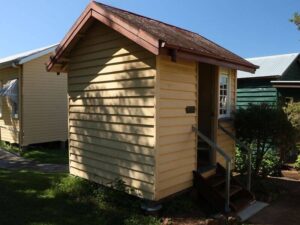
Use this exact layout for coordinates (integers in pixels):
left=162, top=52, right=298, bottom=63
left=197, top=139, right=211, bottom=167
left=192, top=125, right=255, bottom=213
left=194, top=164, right=255, bottom=213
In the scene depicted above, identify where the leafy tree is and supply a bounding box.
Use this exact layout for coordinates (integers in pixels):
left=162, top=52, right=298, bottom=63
left=234, top=103, right=296, bottom=177
left=290, top=12, right=300, bottom=30
left=284, top=102, right=300, bottom=136
left=284, top=102, right=300, bottom=162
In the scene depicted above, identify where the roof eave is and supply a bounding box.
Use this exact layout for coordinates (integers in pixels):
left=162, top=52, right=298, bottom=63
left=271, top=80, right=300, bottom=88
left=0, top=61, right=15, bottom=70
left=237, top=75, right=280, bottom=79
left=0, top=45, right=57, bottom=71
left=18, top=45, right=57, bottom=65
left=162, top=45, right=258, bottom=73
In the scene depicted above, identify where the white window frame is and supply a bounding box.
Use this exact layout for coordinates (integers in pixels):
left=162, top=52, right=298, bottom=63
left=0, top=81, right=2, bottom=118
left=218, top=73, right=231, bottom=118
left=11, top=101, right=18, bottom=119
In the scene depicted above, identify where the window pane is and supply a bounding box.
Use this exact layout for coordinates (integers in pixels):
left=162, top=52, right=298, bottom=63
left=219, top=74, right=230, bottom=117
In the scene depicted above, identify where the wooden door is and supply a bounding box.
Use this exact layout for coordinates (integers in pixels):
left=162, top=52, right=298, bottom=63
left=198, top=63, right=217, bottom=165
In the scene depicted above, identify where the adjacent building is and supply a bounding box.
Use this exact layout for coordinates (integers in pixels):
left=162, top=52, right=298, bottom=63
left=0, top=45, right=68, bottom=148
left=237, top=53, right=300, bottom=108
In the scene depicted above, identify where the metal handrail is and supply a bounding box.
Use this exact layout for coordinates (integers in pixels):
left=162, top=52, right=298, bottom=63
left=192, top=125, right=232, bottom=213
left=218, top=122, right=252, bottom=191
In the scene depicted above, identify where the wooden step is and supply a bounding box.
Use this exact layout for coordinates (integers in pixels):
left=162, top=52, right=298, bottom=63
left=193, top=163, right=255, bottom=213
left=198, top=165, right=216, bottom=178
left=207, top=175, right=225, bottom=187
left=230, top=189, right=256, bottom=212
left=232, top=198, right=256, bottom=212
left=198, top=147, right=210, bottom=151
left=216, top=184, right=243, bottom=198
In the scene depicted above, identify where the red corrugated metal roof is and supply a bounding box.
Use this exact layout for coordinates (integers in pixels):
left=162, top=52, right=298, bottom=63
left=47, top=1, right=257, bottom=72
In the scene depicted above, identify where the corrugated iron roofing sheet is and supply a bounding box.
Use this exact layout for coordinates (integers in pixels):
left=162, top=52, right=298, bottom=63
left=237, top=53, right=299, bottom=79
left=0, top=44, right=58, bottom=66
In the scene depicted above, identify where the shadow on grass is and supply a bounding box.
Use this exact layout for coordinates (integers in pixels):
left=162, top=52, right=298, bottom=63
left=0, top=169, right=211, bottom=225
left=0, top=169, right=130, bottom=225
left=21, top=142, right=69, bottom=165
left=0, top=141, right=69, bottom=165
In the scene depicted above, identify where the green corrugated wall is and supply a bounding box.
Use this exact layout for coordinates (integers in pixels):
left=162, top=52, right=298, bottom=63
left=237, top=56, right=300, bottom=109
left=237, top=87, right=278, bottom=109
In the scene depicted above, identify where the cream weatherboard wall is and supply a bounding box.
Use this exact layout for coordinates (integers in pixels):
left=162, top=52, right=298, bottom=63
left=67, top=23, right=157, bottom=200
left=154, top=61, right=236, bottom=200
left=0, top=67, right=20, bottom=144
left=64, top=21, right=237, bottom=201
left=216, top=68, right=237, bottom=167
left=22, top=53, right=68, bottom=146
left=155, top=55, right=198, bottom=200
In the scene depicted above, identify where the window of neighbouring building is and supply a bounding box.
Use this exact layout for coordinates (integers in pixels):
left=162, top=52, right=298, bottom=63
left=0, top=79, right=18, bottom=119
left=0, top=81, right=2, bottom=118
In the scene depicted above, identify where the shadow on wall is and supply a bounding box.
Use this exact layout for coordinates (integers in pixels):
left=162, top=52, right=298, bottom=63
left=67, top=21, right=156, bottom=199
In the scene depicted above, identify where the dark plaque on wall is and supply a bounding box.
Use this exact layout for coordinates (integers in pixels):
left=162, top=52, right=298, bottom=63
left=185, top=106, right=196, bottom=114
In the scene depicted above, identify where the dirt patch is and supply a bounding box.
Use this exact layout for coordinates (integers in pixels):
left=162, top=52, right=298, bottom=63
left=248, top=171, right=300, bottom=225
left=281, top=170, right=300, bottom=180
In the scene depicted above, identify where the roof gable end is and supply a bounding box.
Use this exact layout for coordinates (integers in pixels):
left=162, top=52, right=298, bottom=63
left=47, top=1, right=258, bottom=73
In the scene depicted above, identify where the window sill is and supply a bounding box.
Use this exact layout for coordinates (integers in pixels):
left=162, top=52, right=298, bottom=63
left=218, top=116, right=233, bottom=122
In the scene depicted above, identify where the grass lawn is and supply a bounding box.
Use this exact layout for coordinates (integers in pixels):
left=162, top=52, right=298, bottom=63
left=0, top=169, right=214, bottom=225
left=0, top=169, right=162, bottom=225
left=0, top=141, right=68, bottom=164
left=21, top=148, right=68, bottom=164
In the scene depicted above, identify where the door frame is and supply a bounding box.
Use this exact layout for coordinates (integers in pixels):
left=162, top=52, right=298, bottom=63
left=196, top=63, right=219, bottom=166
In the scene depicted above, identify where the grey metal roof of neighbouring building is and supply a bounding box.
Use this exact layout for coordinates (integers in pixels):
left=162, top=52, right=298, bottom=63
left=237, top=53, right=300, bottom=79
left=0, top=44, right=58, bottom=70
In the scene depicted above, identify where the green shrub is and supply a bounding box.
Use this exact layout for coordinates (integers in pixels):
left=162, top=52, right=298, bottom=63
left=294, top=155, right=300, bottom=170
left=93, top=179, right=141, bottom=211
left=235, top=147, right=281, bottom=177
left=234, top=103, right=296, bottom=177
left=284, top=103, right=300, bottom=160
left=234, top=147, right=248, bottom=175
left=124, top=215, right=161, bottom=225
left=51, top=176, right=93, bottom=198
left=284, top=102, right=300, bottom=134
left=0, top=141, right=20, bottom=154
left=260, top=151, right=281, bottom=177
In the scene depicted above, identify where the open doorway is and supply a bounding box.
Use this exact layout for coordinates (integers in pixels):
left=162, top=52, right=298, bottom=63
left=197, top=62, right=218, bottom=169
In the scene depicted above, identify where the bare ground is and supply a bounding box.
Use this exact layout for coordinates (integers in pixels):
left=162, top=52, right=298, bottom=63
left=248, top=170, right=300, bottom=225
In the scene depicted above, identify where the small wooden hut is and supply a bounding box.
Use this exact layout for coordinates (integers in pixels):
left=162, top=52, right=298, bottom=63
left=47, top=1, right=257, bottom=210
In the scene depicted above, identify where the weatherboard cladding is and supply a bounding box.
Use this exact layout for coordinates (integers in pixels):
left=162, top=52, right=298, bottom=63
left=67, top=23, right=156, bottom=200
